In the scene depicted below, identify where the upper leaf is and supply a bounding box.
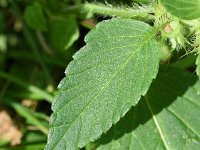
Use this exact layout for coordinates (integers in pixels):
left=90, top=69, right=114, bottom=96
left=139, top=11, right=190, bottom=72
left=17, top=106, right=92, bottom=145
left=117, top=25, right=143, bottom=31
left=46, top=18, right=160, bottom=150
left=161, top=0, right=200, bottom=20
left=24, top=2, right=47, bottom=31
left=97, top=66, right=200, bottom=150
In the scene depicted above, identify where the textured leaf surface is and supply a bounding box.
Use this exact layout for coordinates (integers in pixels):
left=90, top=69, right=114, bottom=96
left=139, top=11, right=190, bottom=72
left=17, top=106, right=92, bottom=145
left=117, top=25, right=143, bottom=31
left=49, top=17, right=79, bottom=51
left=161, top=0, right=200, bottom=20
left=97, top=66, right=200, bottom=150
left=46, top=18, right=160, bottom=150
left=24, top=2, right=47, bottom=31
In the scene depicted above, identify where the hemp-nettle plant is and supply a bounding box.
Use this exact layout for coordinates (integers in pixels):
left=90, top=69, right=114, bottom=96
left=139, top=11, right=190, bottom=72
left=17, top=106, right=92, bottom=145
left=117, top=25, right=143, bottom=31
left=45, top=0, right=200, bottom=149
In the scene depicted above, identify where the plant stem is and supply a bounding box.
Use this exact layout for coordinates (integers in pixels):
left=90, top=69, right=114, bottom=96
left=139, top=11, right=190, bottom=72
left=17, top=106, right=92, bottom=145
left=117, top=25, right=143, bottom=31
left=63, top=3, right=155, bottom=22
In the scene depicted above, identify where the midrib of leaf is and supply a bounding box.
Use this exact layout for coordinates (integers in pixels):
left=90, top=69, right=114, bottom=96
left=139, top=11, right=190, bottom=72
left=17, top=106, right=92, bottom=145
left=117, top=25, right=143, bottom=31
left=144, top=96, right=170, bottom=150
left=51, top=30, right=156, bottom=149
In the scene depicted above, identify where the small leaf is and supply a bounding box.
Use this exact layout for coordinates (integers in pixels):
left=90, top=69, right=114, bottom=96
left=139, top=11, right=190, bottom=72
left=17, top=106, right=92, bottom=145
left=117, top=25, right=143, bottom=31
left=161, top=0, right=200, bottom=20
left=49, top=17, right=79, bottom=51
left=46, top=18, right=160, bottom=150
left=97, top=66, right=200, bottom=150
left=24, top=2, right=47, bottom=31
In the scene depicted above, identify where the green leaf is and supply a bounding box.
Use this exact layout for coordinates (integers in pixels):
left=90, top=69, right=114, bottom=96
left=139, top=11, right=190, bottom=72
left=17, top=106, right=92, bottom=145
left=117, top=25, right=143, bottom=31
left=161, top=0, right=200, bottom=20
left=24, top=2, right=47, bottom=31
left=49, top=17, right=79, bottom=51
left=97, top=66, right=200, bottom=150
left=46, top=18, right=160, bottom=150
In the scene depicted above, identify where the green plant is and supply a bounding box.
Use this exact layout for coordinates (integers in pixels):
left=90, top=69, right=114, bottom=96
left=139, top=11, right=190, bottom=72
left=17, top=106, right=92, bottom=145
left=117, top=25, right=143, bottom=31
left=0, top=0, right=200, bottom=150
left=45, top=0, right=200, bottom=149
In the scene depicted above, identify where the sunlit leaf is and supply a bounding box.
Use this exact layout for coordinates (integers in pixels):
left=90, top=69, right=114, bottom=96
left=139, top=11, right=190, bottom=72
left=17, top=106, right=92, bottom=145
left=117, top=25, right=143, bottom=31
left=46, top=18, right=160, bottom=149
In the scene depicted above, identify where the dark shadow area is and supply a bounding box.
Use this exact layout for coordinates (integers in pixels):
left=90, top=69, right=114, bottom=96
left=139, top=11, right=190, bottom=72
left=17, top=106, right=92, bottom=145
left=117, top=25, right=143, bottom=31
left=96, top=65, right=198, bottom=146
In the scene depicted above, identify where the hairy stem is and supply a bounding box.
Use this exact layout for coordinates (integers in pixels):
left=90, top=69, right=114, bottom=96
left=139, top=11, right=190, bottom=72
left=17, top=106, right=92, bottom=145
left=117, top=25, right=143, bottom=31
left=63, top=3, right=155, bottom=22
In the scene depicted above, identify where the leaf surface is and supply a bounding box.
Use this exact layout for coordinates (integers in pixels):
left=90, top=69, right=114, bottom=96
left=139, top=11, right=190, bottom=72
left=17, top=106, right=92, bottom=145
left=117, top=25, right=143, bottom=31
left=161, top=0, right=200, bottom=20
left=97, top=66, right=200, bottom=150
left=46, top=18, right=160, bottom=150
